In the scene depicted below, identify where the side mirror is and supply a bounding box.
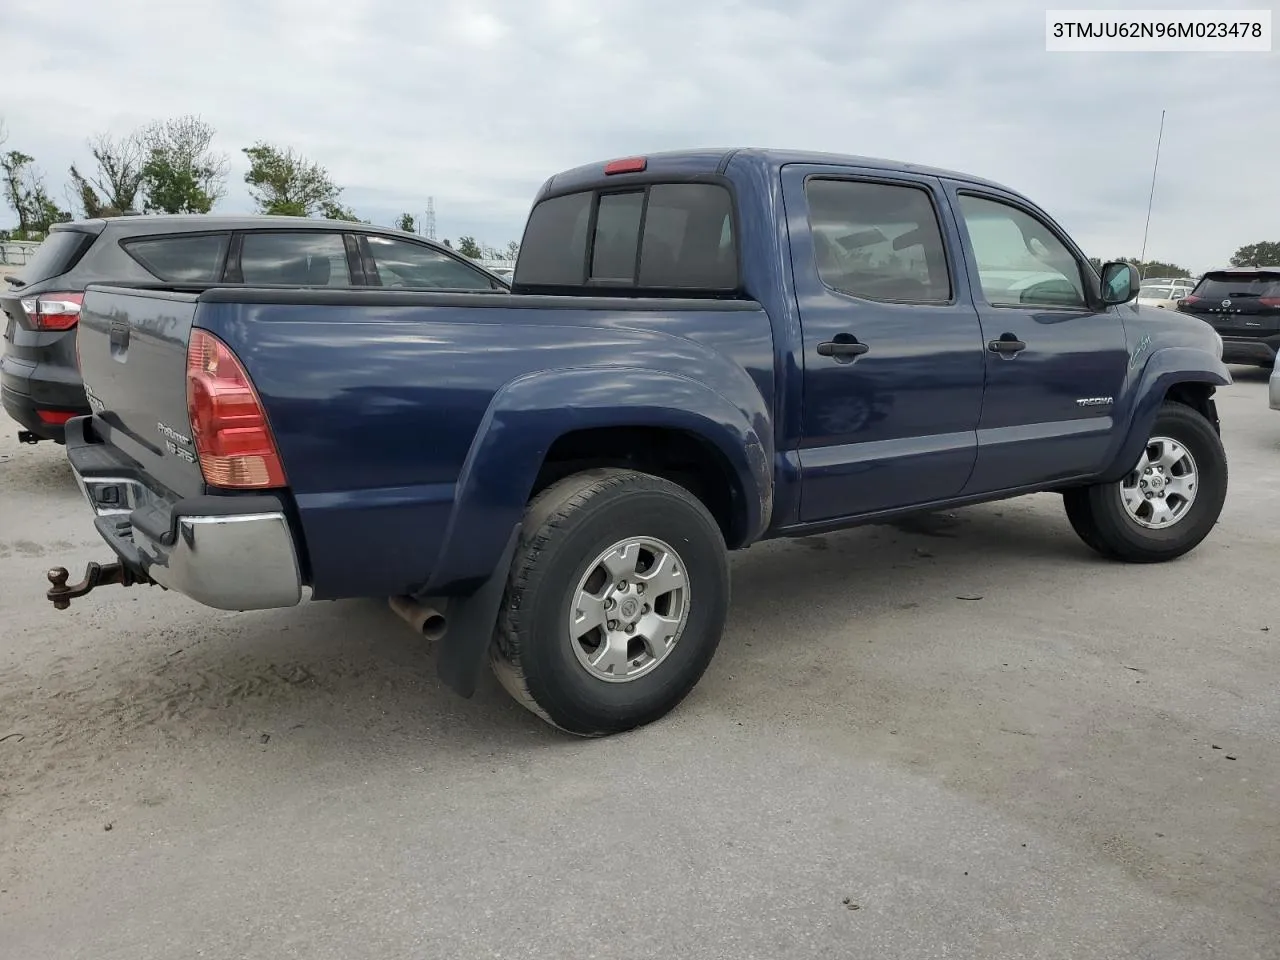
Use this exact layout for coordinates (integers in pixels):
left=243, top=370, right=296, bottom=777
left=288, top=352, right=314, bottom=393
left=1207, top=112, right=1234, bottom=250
left=1099, top=261, right=1140, bottom=305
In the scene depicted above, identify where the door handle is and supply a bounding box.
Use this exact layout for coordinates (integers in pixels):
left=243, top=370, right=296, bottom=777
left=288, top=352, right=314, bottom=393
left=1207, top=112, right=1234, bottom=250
left=817, top=335, right=870, bottom=363
left=987, top=333, right=1026, bottom=357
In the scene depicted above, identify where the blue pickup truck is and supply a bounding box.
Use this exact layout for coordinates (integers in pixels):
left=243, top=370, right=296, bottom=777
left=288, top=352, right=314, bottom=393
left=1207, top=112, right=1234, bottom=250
left=46, top=148, right=1230, bottom=736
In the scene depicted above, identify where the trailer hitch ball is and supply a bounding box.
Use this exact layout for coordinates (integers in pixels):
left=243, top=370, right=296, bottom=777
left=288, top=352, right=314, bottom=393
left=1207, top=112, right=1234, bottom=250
left=45, top=561, right=137, bottom=610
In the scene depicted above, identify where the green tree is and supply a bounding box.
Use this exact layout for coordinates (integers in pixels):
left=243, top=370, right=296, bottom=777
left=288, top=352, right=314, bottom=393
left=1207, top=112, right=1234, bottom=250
left=505, top=240, right=520, bottom=260
left=1108, top=257, right=1190, bottom=279
left=320, top=200, right=361, bottom=222
left=396, top=213, right=416, bottom=233
left=1230, top=241, right=1280, bottom=268
left=456, top=235, right=483, bottom=258
left=1087, top=257, right=1102, bottom=273
left=243, top=141, right=345, bottom=217
left=2, top=149, right=70, bottom=237
left=442, top=238, right=452, bottom=248
left=140, top=115, right=226, bottom=214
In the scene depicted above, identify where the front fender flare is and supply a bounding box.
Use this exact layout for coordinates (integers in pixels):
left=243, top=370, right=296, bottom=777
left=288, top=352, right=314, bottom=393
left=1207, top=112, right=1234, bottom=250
left=423, top=365, right=773, bottom=596
left=1099, top=346, right=1230, bottom=482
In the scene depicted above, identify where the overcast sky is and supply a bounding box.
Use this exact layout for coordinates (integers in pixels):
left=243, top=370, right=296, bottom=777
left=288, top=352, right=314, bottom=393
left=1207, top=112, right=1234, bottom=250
left=2, top=0, right=1276, bottom=270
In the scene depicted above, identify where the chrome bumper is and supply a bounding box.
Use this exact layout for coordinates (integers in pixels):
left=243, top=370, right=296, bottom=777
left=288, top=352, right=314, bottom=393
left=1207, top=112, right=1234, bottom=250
left=74, top=470, right=303, bottom=611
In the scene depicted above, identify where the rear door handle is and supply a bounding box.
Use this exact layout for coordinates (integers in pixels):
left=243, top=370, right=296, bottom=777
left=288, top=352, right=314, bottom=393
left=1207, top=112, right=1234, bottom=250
left=988, top=334, right=1026, bottom=357
left=817, top=336, right=870, bottom=363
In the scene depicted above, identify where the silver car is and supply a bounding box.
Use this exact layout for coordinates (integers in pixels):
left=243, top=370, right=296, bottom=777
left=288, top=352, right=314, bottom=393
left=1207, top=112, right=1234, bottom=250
left=1270, top=360, right=1280, bottom=411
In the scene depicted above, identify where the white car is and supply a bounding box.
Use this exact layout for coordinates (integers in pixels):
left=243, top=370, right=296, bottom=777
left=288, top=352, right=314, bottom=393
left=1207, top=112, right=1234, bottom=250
left=1136, top=280, right=1192, bottom=310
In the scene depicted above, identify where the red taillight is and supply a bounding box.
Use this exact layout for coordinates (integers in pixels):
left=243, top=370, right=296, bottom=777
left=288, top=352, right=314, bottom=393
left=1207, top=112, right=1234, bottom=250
left=604, top=156, right=647, bottom=175
left=1260, top=297, right=1280, bottom=308
left=36, top=410, right=76, bottom=425
left=185, top=329, right=286, bottom=489
left=20, top=292, right=83, bottom=331
left=1178, top=295, right=1200, bottom=308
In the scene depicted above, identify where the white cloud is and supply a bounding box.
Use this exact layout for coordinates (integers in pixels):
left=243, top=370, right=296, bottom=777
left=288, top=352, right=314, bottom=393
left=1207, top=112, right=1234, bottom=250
left=2, top=0, right=1276, bottom=269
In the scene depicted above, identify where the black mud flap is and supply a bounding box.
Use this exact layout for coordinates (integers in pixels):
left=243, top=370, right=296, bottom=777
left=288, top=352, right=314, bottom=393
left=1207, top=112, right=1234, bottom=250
left=435, top=524, right=520, bottom=698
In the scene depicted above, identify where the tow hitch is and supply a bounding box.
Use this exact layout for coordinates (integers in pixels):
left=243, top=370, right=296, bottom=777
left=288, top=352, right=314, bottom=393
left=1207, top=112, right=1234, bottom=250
left=45, top=561, right=152, bottom=610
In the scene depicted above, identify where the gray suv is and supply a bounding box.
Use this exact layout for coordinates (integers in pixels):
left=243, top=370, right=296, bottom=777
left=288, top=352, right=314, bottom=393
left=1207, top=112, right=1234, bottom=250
left=2, top=216, right=509, bottom=443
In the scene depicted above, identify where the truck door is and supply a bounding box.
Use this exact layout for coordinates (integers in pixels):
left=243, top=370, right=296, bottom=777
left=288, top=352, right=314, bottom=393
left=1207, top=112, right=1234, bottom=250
left=943, top=185, right=1130, bottom=493
left=780, top=165, right=986, bottom=521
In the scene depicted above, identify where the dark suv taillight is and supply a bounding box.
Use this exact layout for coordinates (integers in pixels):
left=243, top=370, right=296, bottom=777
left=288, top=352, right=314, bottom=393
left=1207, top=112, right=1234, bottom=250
left=19, top=292, right=84, bottom=331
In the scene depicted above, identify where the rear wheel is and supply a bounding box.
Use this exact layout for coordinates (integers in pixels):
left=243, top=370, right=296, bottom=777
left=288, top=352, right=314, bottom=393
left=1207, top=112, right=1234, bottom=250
left=1063, top=402, right=1227, bottom=563
left=490, top=469, right=729, bottom=736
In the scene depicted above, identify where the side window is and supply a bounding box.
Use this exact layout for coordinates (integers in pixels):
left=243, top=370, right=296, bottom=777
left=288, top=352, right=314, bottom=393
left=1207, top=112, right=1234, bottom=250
left=364, top=236, right=499, bottom=289
left=238, top=232, right=351, bottom=286
left=803, top=179, right=951, bottom=302
left=957, top=195, right=1087, bottom=308
left=123, top=233, right=230, bottom=282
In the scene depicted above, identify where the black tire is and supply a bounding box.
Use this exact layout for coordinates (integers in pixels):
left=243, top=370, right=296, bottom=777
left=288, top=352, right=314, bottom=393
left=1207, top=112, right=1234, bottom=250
left=1062, top=402, right=1227, bottom=563
left=490, top=469, right=729, bottom=736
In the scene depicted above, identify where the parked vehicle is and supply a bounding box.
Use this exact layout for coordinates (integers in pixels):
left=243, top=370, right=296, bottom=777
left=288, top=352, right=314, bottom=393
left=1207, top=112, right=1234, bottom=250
left=44, top=148, right=1231, bottom=736
left=1270, top=360, right=1280, bottom=412
left=1, top=217, right=510, bottom=444
left=1176, top=266, right=1280, bottom=367
left=1137, top=279, right=1193, bottom=310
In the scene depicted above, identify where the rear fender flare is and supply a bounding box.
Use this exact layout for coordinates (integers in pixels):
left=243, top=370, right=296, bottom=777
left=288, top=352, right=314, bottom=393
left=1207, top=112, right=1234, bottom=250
left=1099, top=347, right=1230, bottom=483
left=422, top=366, right=773, bottom=595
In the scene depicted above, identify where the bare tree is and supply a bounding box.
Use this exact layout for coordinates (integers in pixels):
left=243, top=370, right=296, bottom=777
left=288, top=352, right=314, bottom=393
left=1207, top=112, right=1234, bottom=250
left=82, top=132, right=145, bottom=213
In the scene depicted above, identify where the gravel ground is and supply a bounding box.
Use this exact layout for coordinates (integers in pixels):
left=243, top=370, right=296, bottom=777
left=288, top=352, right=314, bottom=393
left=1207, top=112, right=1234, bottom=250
left=1, top=369, right=1277, bottom=960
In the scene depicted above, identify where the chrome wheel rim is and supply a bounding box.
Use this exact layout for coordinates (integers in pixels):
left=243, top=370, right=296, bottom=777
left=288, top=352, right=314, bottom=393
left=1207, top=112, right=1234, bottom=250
left=1119, top=436, right=1199, bottom=529
left=568, top=536, right=691, bottom=683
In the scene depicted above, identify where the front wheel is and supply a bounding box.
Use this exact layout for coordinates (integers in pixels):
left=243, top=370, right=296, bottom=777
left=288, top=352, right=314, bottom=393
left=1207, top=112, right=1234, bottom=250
left=1063, top=401, right=1227, bottom=563
left=490, top=469, right=730, bottom=736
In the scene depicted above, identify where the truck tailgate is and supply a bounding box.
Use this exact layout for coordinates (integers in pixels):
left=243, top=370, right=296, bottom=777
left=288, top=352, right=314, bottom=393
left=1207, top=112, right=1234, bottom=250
left=77, top=287, right=206, bottom=499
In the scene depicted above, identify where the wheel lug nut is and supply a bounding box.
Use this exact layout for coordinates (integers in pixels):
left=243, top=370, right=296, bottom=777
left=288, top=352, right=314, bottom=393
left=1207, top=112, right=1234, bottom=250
left=617, top=580, right=627, bottom=591
left=607, top=620, right=619, bottom=630
left=636, top=583, right=645, bottom=594
left=625, top=624, right=635, bottom=634
left=642, top=604, right=650, bottom=614
left=606, top=597, right=616, bottom=609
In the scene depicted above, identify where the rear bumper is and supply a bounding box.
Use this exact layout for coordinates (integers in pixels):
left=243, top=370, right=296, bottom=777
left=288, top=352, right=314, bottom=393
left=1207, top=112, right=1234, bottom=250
left=0, top=382, right=88, bottom=442
left=1220, top=335, right=1279, bottom=366
left=66, top=416, right=303, bottom=610
left=1, top=335, right=90, bottom=441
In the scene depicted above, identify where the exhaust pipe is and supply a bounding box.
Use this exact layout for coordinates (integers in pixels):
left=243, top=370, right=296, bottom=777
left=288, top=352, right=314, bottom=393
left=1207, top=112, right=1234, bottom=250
left=388, top=595, right=448, bottom=643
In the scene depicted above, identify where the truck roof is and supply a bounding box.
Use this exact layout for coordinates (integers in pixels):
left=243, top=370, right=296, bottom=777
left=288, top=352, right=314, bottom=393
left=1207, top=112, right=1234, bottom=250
left=541, top=147, right=1014, bottom=196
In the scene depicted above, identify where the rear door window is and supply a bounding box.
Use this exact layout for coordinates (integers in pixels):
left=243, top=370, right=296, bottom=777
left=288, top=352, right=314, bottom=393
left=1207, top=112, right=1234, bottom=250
left=13, top=230, right=94, bottom=284
left=804, top=179, right=952, bottom=302
left=515, top=183, right=737, bottom=292
left=362, top=236, right=501, bottom=289
left=123, top=233, right=230, bottom=282
left=237, top=232, right=352, bottom=286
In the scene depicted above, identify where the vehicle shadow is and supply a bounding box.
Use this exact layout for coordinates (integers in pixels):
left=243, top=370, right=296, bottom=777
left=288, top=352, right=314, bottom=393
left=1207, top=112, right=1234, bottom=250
left=1227, top=364, right=1273, bottom=383
left=0, top=497, right=1091, bottom=779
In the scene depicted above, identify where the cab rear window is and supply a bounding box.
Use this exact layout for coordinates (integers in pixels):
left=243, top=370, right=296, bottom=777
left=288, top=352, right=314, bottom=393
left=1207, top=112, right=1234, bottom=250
left=515, top=182, right=738, bottom=293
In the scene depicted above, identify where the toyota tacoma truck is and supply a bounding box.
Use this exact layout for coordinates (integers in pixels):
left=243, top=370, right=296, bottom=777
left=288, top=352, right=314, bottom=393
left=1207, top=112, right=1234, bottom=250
left=44, top=148, right=1231, bottom=736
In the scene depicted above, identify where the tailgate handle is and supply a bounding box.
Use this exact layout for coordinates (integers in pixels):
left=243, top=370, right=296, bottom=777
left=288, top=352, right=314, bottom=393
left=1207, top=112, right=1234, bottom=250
left=109, top=319, right=130, bottom=349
